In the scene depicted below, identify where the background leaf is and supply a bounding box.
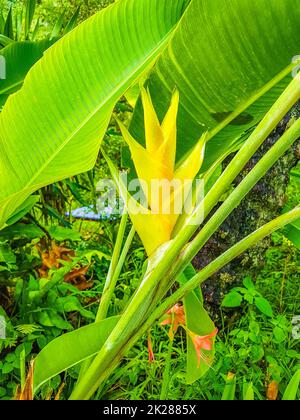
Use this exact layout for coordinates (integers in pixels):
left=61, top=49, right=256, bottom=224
left=34, top=316, right=120, bottom=392
left=0, top=40, right=54, bottom=106
left=184, top=289, right=216, bottom=384
left=282, top=370, right=300, bottom=400
left=255, top=297, right=273, bottom=318
left=130, top=0, right=300, bottom=170
left=222, top=291, right=243, bottom=308
left=283, top=219, right=300, bottom=249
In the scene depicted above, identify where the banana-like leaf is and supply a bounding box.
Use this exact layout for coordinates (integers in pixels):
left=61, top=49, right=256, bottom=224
left=34, top=316, right=120, bottom=392
left=0, top=40, right=54, bottom=107
left=130, top=0, right=300, bottom=170
left=0, top=0, right=188, bottom=230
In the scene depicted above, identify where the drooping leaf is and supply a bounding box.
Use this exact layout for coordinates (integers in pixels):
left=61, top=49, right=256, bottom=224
left=0, top=223, right=44, bottom=241
left=48, top=226, right=81, bottom=242
left=33, top=316, right=120, bottom=392
left=24, top=0, right=36, bottom=39
left=0, top=0, right=188, bottom=230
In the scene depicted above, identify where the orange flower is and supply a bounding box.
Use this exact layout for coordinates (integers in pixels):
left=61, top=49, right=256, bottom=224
left=189, top=328, right=218, bottom=368
left=160, top=304, right=185, bottom=339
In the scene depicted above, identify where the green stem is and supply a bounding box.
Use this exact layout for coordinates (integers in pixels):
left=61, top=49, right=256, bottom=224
left=154, top=206, right=300, bottom=318
left=165, top=116, right=300, bottom=291
left=159, top=336, right=174, bottom=400
left=74, top=206, right=300, bottom=401
left=78, top=211, right=130, bottom=381
left=71, top=76, right=300, bottom=400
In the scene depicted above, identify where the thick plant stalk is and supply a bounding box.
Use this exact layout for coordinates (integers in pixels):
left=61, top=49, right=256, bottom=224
left=70, top=76, right=300, bottom=400
left=96, top=210, right=128, bottom=322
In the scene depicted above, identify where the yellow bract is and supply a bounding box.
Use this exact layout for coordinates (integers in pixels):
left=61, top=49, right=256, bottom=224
left=117, top=88, right=206, bottom=256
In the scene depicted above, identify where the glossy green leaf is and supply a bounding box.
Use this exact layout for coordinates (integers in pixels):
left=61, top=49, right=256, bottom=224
left=34, top=316, right=120, bottom=392
left=222, top=291, right=243, bottom=308
left=282, top=370, right=300, bottom=400
left=0, top=0, right=188, bottom=230
left=284, top=219, right=300, bottom=249
left=0, top=40, right=54, bottom=105
left=221, top=374, right=237, bottom=400
left=184, top=286, right=216, bottom=384
left=63, top=6, right=81, bottom=35
left=130, top=0, right=300, bottom=170
left=0, top=34, right=14, bottom=48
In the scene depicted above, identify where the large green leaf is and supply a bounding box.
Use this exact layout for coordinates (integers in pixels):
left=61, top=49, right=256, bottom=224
left=0, top=40, right=54, bottom=106
left=130, top=0, right=300, bottom=170
left=283, top=219, right=300, bottom=249
left=34, top=316, right=120, bottom=392
left=282, top=369, right=300, bottom=400
left=0, top=0, right=188, bottom=230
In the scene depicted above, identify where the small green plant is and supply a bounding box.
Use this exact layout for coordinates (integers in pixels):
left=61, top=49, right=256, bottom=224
left=222, top=276, right=274, bottom=318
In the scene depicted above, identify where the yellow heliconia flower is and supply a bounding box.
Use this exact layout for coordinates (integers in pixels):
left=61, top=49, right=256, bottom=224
left=116, top=88, right=206, bottom=256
